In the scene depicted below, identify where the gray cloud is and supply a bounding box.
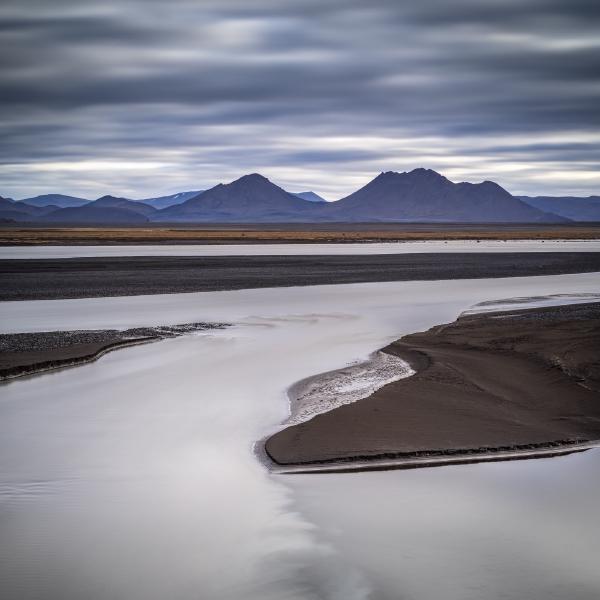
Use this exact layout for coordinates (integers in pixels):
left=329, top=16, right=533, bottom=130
left=0, top=0, right=599, bottom=199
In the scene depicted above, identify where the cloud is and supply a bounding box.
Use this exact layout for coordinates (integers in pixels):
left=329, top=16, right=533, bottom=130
left=0, top=0, right=599, bottom=199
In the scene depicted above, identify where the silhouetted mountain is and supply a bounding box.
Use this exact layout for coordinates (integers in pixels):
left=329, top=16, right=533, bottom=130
left=91, top=195, right=157, bottom=217
left=7, top=169, right=583, bottom=224
left=155, top=174, right=319, bottom=221
left=138, top=191, right=204, bottom=209
left=0, top=196, right=58, bottom=221
left=19, top=194, right=90, bottom=208
left=42, top=195, right=156, bottom=223
left=43, top=206, right=149, bottom=223
left=292, top=191, right=327, bottom=203
left=519, top=196, right=600, bottom=222
left=322, top=169, right=567, bottom=222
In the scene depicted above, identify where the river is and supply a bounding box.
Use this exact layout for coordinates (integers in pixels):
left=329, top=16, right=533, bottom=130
left=1, top=273, right=599, bottom=599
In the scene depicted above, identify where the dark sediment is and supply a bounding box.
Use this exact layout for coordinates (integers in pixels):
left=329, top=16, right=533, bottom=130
left=265, top=302, right=600, bottom=468
left=2, top=252, right=600, bottom=300
left=0, top=323, right=227, bottom=380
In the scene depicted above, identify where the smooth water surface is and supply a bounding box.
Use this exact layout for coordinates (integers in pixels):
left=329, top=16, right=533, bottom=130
left=1, top=273, right=599, bottom=599
left=2, top=239, right=600, bottom=259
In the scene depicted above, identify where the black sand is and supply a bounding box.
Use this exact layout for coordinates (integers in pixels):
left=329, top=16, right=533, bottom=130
left=2, top=252, right=600, bottom=300
left=265, top=302, right=600, bottom=468
left=0, top=323, right=226, bottom=380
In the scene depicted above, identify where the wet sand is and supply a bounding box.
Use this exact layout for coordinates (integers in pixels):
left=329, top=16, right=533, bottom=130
left=3, top=252, right=600, bottom=300
left=0, top=323, right=226, bottom=380
left=265, top=302, right=600, bottom=469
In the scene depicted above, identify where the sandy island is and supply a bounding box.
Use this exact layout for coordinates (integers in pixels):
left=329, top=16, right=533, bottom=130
left=265, top=301, right=600, bottom=471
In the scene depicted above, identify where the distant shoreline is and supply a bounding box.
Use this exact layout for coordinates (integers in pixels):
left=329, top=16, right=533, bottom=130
left=1, top=222, right=600, bottom=246
left=265, top=302, right=600, bottom=472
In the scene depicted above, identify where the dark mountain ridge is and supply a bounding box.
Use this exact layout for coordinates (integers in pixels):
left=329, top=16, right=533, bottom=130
left=18, top=194, right=90, bottom=208
left=42, top=195, right=156, bottom=223
left=323, top=169, right=565, bottom=223
left=0, top=196, right=59, bottom=221
left=520, top=196, right=600, bottom=222
left=138, top=191, right=204, bottom=209
left=3, top=169, right=588, bottom=223
left=155, top=174, right=318, bottom=222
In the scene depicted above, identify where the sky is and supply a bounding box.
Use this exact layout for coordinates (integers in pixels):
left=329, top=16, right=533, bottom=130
left=1, top=0, right=599, bottom=201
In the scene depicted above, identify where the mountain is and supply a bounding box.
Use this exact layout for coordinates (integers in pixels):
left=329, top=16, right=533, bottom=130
left=519, top=196, right=600, bottom=222
left=91, top=195, right=157, bottom=217
left=42, top=206, right=149, bottom=223
left=0, top=196, right=58, bottom=221
left=292, top=191, right=327, bottom=203
left=138, top=191, right=204, bottom=209
left=19, top=194, right=90, bottom=208
left=42, top=195, right=156, bottom=223
left=322, top=168, right=567, bottom=223
left=155, top=174, right=320, bottom=222
left=6, top=169, right=584, bottom=224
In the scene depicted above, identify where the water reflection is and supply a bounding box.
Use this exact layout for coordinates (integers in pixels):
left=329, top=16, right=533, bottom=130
left=288, top=449, right=600, bottom=600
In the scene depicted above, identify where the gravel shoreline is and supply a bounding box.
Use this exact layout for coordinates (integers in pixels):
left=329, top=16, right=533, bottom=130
left=0, top=323, right=228, bottom=381
left=3, top=252, right=600, bottom=300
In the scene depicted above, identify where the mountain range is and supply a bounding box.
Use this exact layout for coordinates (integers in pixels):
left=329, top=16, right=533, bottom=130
left=519, top=196, right=600, bottom=222
left=2, top=168, right=597, bottom=223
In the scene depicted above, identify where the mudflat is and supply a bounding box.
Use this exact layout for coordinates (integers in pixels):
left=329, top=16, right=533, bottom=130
left=3, top=252, right=600, bottom=300
left=0, top=323, right=225, bottom=380
left=265, top=302, right=600, bottom=468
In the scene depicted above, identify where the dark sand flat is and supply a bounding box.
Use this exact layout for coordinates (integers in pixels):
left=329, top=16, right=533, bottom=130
left=265, top=302, right=600, bottom=469
left=0, top=323, right=225, bottom=380
left=2, top=252, right=600, bottom=300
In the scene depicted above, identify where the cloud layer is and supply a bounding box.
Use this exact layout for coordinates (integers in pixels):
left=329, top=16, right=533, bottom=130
left=2, top=0, right=599, bottom=199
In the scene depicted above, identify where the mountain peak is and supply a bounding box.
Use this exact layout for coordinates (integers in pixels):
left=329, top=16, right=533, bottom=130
left=95, top=195, right=127, bottom=202
left=406, top=167, right=446, bottom=181
left=375, top=168, right=446, bottom=182
left=233, top=173, right=271, bottom=185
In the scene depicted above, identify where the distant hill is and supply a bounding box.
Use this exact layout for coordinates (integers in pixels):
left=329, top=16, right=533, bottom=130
left=6, top=169, right=587, bottom=224
left=292, top=191, right=327, bottom=203
left=138, top=191, right=204, bottom=209
left=91, top=195, right=157, bottom=217
left=42, top=206, right=149, bottom=223
left=322, top=169, right=567, bottom=223
left=519, top=196, right=600, bottom=222
left=0, top=196, right=58, bottom=221
left=43, top=195, right=156, bottom=223
left=155, top=174, right=319, bottom=221
left=19, top=194, right=90, bottom=208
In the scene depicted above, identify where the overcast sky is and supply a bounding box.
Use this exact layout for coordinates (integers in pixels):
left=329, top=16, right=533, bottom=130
left=1, top=0, right=599, bottom=200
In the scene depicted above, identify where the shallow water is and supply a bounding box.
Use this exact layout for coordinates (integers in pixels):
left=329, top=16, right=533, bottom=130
left=2, top=238, right=600, bottom=259
left=1, top=273, right=599, bottom=599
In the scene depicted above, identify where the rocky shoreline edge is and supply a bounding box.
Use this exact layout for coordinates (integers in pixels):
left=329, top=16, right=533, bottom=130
left=0, top=322, right=228, bottom=382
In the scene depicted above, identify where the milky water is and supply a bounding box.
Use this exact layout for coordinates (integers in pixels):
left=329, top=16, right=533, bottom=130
left=1, top=273, right=600, bottom=599
left=2, top=238, right=600, bottom=259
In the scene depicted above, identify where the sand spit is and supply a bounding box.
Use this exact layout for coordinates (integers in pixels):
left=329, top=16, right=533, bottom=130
left=0, top=323, right=228, bottom=381
left=266, top=302, right=600, bottom=471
